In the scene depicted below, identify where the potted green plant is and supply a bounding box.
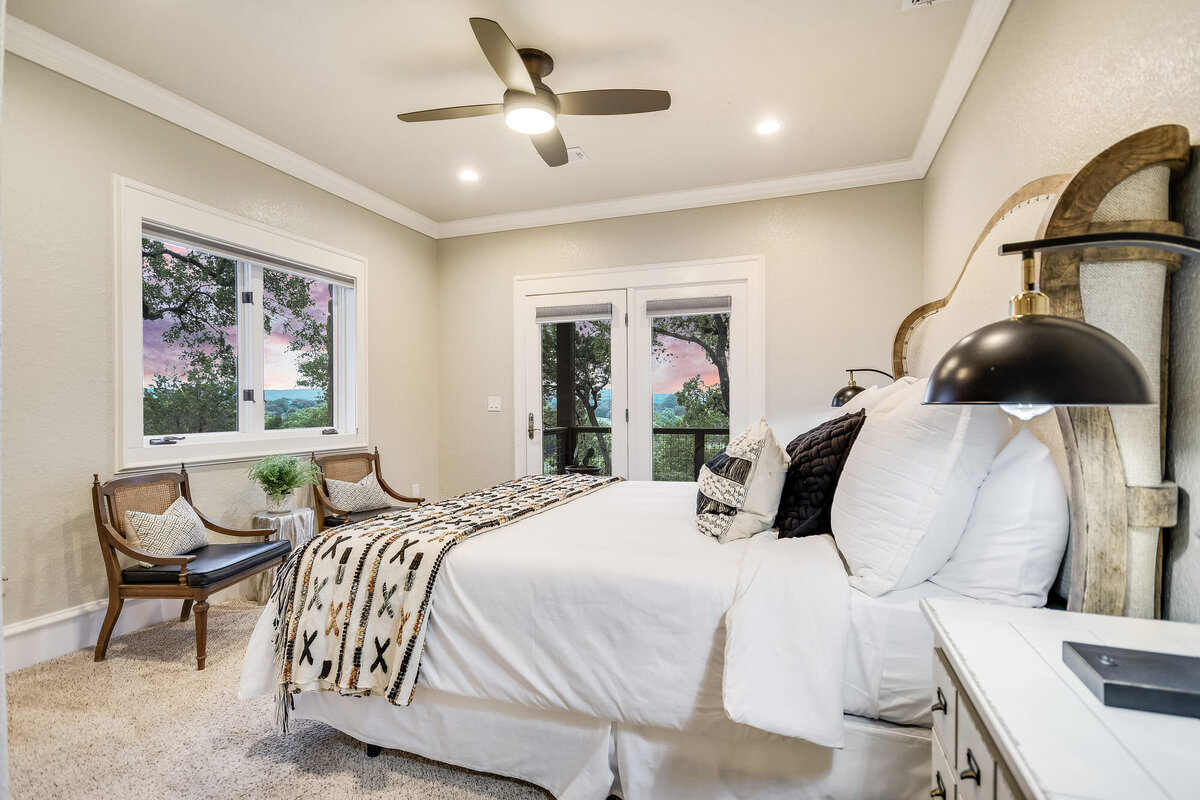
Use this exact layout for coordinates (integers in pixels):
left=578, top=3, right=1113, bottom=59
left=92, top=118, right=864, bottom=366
left=565, top=444, right=601, bottom=475
left=247, top=454, right=322, bottom=512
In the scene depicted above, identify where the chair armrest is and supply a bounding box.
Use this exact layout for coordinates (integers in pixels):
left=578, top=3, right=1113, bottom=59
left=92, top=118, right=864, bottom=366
left=313, top=484, right=352, bottom=516
left=100, top=523, right=195, bottom=566
left=193, top=508, right=270, bottom=538
left=376, top=474, right=424, bottom=505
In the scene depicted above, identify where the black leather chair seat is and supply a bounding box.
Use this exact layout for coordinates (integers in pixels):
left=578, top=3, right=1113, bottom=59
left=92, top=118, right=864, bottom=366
left=324, top=507, right=404, bottom=528
left=122, top=540, right=291, bottom=587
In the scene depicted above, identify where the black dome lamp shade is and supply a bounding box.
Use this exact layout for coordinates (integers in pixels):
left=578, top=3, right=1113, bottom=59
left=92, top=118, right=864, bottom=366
left=831, top=368, right=894, bottom=407
left=922, top=231, right=1200, bottom=417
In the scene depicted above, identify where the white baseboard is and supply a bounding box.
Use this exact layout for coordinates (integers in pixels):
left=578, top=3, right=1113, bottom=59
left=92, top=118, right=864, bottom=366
left=4, top=597, right=178, bottom=673
left=3, top=585, right=248, bottom=673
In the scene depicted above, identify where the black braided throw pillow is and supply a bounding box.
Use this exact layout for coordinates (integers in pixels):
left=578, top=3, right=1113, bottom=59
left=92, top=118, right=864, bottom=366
left=776, top=410, right=866, bottom=539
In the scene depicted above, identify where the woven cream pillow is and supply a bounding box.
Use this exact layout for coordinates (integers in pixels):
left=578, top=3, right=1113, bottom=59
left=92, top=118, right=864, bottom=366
left=326, top=472, right=393, bottom=513
left=125, top=496, right=208, bottom=567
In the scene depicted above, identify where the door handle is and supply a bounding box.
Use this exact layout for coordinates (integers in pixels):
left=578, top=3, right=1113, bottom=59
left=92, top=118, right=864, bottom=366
left=528, top=412, right=540, bottom=440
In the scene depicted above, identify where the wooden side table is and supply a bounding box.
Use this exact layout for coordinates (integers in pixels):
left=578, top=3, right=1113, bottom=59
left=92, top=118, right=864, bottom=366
left=249, top=506, right=315, bottom=603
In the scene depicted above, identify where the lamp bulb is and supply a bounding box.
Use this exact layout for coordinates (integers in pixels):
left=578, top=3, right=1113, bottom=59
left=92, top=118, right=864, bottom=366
left=999, top=403, right=1054, bottom=421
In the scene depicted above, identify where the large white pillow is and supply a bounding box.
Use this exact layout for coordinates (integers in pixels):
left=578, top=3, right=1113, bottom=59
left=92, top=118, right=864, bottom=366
left=932, top=430, right=1069, bottom=606
left=831, top=379, right=1011, bottom=596
left=696, top=417, right=789, bottom=543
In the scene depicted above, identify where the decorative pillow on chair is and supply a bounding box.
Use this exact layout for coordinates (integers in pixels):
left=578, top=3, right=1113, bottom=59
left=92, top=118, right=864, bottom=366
left=831, top=378, right=1011, bottom=596
left=932, top=429, right=1069, bottom=606
left=696, top=417, right=789, bottom=544
left=125, top=495, right=209, bottom=567
left=326, top=472, right=393, bottom=513
left=777, top=410, right=866, bottom=539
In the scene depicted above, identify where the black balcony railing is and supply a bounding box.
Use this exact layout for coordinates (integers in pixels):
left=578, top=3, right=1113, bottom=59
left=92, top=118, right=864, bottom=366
left=543, top=425, right=728, bottom=480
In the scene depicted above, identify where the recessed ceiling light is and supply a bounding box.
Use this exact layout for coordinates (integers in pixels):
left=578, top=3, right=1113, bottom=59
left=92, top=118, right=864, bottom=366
left=756, top=119, right=783, bottom=135
left=458, top=169, right=480, bottom=182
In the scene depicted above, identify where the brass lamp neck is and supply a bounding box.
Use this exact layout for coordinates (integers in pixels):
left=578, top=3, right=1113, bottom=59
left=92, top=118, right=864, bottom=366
left=1010, top=252, right=1049, bottom=317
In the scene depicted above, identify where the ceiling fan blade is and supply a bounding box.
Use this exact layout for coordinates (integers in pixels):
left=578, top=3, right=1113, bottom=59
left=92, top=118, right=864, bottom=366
left=531, top=128, right=568, bottom=167
left=397, top=103, right=504, bottom=122
left=556, top=89, right=671, bottom=116
left=469, top=17, right=536, bottom=95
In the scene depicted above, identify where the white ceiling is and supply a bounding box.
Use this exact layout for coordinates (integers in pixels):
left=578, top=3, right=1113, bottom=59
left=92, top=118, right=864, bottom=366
left=9, top=0, right=988, bottom=231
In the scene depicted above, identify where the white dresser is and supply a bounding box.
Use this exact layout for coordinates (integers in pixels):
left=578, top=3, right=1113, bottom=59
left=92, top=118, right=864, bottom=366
left=921, top=598, right=1200, bottom=800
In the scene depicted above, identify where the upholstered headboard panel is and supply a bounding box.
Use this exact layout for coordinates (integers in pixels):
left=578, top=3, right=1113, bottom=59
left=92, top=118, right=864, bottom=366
left=895, top=125, right=1190, bottom=617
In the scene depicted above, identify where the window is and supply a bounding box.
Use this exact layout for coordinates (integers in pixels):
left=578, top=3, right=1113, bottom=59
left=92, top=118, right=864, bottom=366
left=118, top=179, right=367, bottom=469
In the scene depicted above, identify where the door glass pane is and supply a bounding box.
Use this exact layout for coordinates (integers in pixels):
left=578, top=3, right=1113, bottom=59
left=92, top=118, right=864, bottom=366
left=141, top=236, right=238, bottom=436
left=540, top=319, right=613, bottom=475
left=262, top=267, right=335, bottom=430
left=650, top=312, right=731, bottom=481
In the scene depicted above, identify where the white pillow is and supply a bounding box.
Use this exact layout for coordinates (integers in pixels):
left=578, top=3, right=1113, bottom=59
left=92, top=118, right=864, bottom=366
left=326, top=471, right=394, bottom=513
left=125, top=495, right=209, bottom=567
left=932, top=430, right=1069, bottom=606
left=831, top=379, right=1011, bottom=596
left=833, top=376, right=918, bottom=418
left=696, top=417, right=789, bottom=544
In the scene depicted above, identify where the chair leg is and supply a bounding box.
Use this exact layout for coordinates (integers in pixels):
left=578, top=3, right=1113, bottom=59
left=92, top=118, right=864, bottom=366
left=194, top=599, right=209, bottom=670
left=180, top=599, right=193, bottom=622
left=94, top=596, right=124, bottom=662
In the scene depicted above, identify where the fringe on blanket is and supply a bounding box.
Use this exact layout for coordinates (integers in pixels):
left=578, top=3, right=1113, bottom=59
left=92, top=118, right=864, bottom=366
left=270, top=539, right=307, bottom=734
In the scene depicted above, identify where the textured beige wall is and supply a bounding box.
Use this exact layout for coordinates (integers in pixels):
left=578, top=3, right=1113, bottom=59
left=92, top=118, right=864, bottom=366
left=922, top=0, right=1200, bottom=620
left=0, top=56, right=439, bottom=625
left=435, top=181, right=924, bottom=497
left=923, top=0, right=1200, bottom=297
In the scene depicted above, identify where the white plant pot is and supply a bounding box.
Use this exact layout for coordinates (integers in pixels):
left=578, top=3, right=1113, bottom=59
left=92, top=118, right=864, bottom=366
left=265, top=491, right=295, bottom=513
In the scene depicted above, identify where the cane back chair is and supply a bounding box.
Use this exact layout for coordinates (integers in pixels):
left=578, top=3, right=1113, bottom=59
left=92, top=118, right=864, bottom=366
left=91, top=464, right=291, bottom=669
left=312, top=447, right=424, bottom=532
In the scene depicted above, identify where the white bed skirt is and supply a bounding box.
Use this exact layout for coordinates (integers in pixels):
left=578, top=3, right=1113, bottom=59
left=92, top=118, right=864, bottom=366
left=293, top=687, right=930, bottom=800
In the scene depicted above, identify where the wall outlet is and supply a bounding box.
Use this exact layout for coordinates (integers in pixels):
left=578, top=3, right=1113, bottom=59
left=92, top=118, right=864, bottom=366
left=412, top=483, right=420, bottom=498
left=487, top=396, right=502, bottom=412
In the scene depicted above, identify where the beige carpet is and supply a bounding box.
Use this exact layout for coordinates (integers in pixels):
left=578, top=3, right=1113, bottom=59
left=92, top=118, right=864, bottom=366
left=7, top=600, right=553, bottom=800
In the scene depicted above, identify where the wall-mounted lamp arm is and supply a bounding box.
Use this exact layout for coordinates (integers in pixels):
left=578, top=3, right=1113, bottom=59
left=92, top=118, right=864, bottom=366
left=999, top=231, right=1200, bottom=258
left=845, top=367, right=895, bottom=380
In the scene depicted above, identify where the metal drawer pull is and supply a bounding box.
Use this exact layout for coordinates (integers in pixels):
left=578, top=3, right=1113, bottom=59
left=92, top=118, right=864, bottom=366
left=932, top=686, right=947, bottom=714
left=960, top=748, right=982, bottom=785
left=930, top=772, right=947, bottom=798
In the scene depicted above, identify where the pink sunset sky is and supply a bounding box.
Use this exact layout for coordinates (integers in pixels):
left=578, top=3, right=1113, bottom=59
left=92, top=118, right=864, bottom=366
left=653, top=338, right=720, bottom=395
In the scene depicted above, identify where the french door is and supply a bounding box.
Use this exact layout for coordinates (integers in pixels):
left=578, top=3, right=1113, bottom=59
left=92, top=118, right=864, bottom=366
left=515, top=257, right=764, bottom=482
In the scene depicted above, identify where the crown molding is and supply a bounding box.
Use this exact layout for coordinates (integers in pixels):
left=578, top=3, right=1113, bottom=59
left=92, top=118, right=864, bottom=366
left=439, top=158, right=925, bottom=238
left=910, top=0, right=1012, bottom=171
left=5, top=0, right=1010, bottom=239
left=4, top=15, right=440, bottom=239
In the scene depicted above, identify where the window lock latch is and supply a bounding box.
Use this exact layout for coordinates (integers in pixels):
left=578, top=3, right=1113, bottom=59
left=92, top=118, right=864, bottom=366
left=321, top=428, right=338, bottom=435
left=243, top=389, right=255, bottom=402
left=149, top=435, right=186, bottom=445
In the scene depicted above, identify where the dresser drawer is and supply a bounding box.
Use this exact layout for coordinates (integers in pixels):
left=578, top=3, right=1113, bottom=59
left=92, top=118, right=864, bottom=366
left=932, top=728, right=957, bottom=799
left=956, top=695, right=997, bottom=800
left=932, top=647, right=957, bottom=754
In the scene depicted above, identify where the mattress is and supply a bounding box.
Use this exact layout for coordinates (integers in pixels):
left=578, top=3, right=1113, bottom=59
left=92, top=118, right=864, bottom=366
left=244, top=479, right=965, bottom=729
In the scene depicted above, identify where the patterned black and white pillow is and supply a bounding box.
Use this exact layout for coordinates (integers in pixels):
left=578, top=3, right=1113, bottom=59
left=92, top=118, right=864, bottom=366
left=327, top=472, right=393, bottom=513
left=125, top=496, right=208, bottom=566
left=696, top=417, right=790, bottom=544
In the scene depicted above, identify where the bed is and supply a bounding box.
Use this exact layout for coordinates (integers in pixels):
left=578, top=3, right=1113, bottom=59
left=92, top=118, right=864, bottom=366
left=240, top=125, right=1188, bottom=800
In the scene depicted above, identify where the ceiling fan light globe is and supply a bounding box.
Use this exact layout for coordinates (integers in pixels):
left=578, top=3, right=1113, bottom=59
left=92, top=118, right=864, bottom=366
left=506, top=107, right=556, bottom=135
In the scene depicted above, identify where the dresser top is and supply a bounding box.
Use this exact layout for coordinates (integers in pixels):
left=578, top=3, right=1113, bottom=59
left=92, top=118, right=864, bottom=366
left=921, top=598, right=1200, bottom=800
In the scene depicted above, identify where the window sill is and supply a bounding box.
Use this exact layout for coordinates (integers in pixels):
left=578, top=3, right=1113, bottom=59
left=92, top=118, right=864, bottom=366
left=117, top=430, right=368, bottom=474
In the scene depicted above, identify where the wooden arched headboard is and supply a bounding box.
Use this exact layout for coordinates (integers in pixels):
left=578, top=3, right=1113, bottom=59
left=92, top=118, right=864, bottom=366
left=894, top=125, right=1190, bottom=617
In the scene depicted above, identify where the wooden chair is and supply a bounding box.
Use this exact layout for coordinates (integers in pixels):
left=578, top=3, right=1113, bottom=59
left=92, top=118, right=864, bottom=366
left=91, top=464, right=291, bottom=670
left=312, top=447, right=424, bottom=532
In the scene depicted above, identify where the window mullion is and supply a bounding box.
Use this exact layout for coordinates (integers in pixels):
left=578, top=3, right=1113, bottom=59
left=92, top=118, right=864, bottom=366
left=243, top=262, right=266, bottom=436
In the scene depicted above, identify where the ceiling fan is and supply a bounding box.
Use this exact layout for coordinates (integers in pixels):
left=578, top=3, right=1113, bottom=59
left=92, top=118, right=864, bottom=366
left=397, top=18, right=672, bottom=167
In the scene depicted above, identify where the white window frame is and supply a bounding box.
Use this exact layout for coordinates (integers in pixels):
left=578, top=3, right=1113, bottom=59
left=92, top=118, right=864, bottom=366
left=512, top=255, right=765, bottom=479
left=115, top=177, right=369, bottom=470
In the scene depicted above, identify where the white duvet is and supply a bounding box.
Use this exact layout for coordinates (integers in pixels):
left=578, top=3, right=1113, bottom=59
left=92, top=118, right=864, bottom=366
left=243, top=481, right=946, bottom=748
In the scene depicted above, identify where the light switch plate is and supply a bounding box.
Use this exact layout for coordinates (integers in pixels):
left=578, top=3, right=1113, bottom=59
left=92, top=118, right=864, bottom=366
left=487, top=396, right=502, bottom=412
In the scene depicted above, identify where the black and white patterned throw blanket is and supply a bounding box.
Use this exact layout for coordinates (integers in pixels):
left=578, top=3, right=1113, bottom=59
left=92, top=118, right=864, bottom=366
left=271, top=472, right=620, bottom=729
